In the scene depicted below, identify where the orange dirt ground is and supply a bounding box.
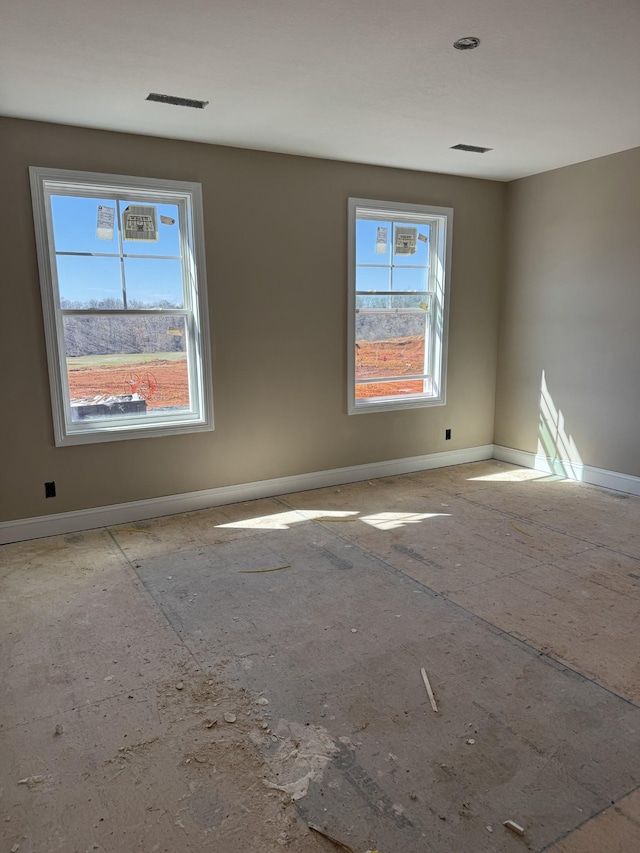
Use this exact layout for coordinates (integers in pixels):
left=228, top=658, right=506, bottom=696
left=67, top=338, right=423, bottom=408
left=68, top=358, right=189, bottom=409
left=355, top=335, right=425, bottom=398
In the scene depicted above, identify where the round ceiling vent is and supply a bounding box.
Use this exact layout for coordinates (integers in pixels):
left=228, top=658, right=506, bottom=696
left=453, top=36, right=480, bottom=50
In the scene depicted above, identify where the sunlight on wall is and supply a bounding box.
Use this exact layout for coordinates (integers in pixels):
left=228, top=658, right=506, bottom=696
left=537, top=370, right=583, bottom=479
left=216, top=509, right=449, bottom=531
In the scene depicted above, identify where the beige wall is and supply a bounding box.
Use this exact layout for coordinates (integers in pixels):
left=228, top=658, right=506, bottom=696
left=495, top=146, right=640, bottom=476
left=0, top=117, right=504, bottom=522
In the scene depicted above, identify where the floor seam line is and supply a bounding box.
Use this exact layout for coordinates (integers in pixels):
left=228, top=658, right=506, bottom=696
left=105, top=527, right=207, bottom=675
left=537, top=781, right=640, bottom=852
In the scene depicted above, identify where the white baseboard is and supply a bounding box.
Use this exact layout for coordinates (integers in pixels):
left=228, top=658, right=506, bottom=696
left=493, top=445, right=640, bottom=497
left=0, top=444, right=494, bottom=545
left=5, top=444, right=637, bottom=546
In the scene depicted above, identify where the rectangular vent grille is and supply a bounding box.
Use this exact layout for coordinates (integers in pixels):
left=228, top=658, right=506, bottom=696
left=451, top=143, right=492, bottom=153
left=146, top=93, right=209, bottom=109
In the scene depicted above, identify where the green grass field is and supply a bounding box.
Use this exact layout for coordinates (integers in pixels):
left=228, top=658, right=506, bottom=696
left=67, top=352, right=186, bottom=370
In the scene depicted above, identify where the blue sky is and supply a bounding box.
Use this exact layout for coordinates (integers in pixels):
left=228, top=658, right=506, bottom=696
left=51, top=195, right=184, bottom=307
left=51, top=199, right=430, bottom=307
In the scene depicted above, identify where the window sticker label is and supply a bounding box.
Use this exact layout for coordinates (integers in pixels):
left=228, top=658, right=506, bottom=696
left=375, top=226, right=388, bottom=254
left=418, top=232, right=428, bottom=243
left=122, top=205, right=158, bottom=242
left=395, top=226, right=417, bottom=255
left=160, top=215, right=175, bottom=226
left=96, top=204, right=115, bottom=240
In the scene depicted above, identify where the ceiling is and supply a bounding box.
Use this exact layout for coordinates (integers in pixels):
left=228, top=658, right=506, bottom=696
left=2, top=0, right=639, bottom=181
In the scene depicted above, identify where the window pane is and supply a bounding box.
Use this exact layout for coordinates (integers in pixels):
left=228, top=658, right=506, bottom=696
left=355, top=266, right=390, bottom=292
left=120, top=201, right=181, bottom=257
left=355, top=377, right=432, bottom=400
left=356, top=219, right=391, bottom=265
left=355, top=311, right=428, bottom=381
left=64, top=314, right=190, bottom=419
left=51, top=195, right=120, bottom=254
left=391, top=266, right=428, bottom=291
left=392, top=221, right=430, bottom=266
left=56, top=255, right=124, bottom=308
left=123, top=258, right=184, bottom=308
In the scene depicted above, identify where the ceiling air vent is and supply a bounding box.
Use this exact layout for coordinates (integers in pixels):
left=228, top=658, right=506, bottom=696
left=146, top=93, right=209, bottom=109
left=453, top=36, right=480, bottom=51
left=451, top=143, right=492, bottom=153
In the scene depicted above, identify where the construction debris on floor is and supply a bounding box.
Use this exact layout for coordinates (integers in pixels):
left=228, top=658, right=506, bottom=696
left=1, top=461, right=640, bottom=852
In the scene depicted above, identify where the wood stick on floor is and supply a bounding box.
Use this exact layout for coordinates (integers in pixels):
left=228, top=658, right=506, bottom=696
left=421, top=667, right=438, bottom=713
left=308, top=825, right=356, bottom=852
left=238, top=564, right=292, bottom=574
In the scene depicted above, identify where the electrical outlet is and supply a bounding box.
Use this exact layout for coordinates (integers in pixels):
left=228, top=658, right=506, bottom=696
left=45, top=481, right=56, bottom=498
left=445, top=429, right=452, bottom=440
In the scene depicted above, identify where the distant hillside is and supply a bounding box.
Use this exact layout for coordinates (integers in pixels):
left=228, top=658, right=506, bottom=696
left=356, top=311, right=425, bottom=342
left=61, top=299, right=186, bottom=357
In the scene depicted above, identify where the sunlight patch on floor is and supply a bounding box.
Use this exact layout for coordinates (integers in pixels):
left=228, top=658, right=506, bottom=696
left=468, top=469, right=562, bottom=483
left=216, top=509, right=449, bottom=531
left=359, top=511, right=450, bottom=530
left=216, top=510, right=357, bottom=530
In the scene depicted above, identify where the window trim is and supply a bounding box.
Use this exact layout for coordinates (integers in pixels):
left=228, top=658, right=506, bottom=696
left=347, top=197, right=453, bottom=415
left=30, top=167, right=214, bottom=446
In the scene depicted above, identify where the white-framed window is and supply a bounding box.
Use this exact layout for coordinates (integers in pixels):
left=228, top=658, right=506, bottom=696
left=30, top=167, right=214, bottom=446
left=348, top=198, right=453, bottom=414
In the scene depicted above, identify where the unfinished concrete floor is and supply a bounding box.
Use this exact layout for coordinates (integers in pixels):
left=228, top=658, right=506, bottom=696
left=1, top=460, right=640, bottom=852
